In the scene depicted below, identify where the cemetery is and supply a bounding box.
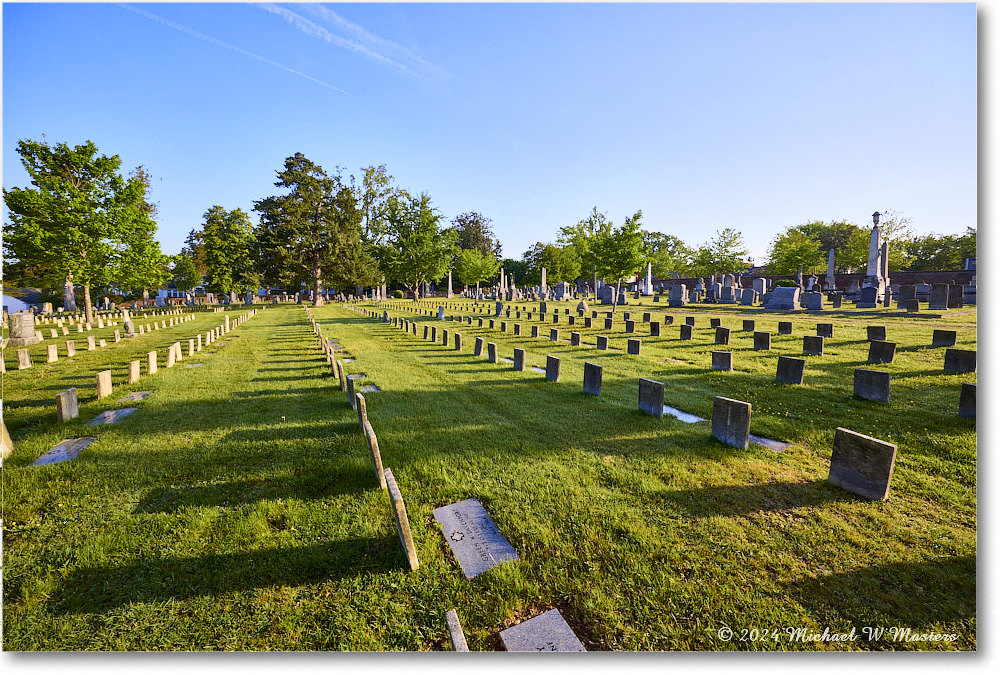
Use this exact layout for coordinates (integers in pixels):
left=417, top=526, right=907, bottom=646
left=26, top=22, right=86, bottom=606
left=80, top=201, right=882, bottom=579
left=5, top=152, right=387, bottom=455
left=1, top=293, right=976, bottom=651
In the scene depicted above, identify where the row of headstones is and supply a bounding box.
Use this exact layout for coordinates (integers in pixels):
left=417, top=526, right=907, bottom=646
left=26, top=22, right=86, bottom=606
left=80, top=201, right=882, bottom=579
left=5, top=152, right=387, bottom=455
left=50, top=311, right=259, bottom=423
left=3, top=315, right=197, bottom=372
left=341, top=305, right=584, bottom=651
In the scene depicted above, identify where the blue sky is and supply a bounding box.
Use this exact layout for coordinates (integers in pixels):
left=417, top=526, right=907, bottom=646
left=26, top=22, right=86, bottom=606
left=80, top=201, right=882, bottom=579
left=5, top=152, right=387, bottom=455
left=2, top=2, right=979, bottom=265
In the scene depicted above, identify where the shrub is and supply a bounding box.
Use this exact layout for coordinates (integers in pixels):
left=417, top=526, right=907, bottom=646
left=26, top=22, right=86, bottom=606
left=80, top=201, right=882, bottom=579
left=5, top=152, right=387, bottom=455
left=393, top=290, right=404, bottom=299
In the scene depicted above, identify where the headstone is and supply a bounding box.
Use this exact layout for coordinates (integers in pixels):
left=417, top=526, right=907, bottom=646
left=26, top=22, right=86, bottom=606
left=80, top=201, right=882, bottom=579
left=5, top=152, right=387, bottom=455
left=776, top=356, right=805, bottom=384
left=446, top=610, right=469, bottom=652
left=363, top=421, right=387, bottom=490
left=714, top=327, right=730, bottom=345
left=346, top=373, right=358, bottom=409
left=778, top=321, right=792, bottom=335
left=638, top=378, right=665, bottom=417
left=455, top=332, right=463, bottom=351
left=680, top=324, right=693, bottom=340
left=87, top=408, right=138, bottom=426
left=801, top=292, right=824, bottom=310
left=500, top=609, right=586, bottom=652
left=17, top=348, right=32, bottom=370
left=867, top=340, right=896, bottom=364
left=803, top=335, right=824, bottom=356
left=550, top=328, right=559, bottom=342
left=928, top=284, right=949, bottom=310
left=531, top=326, right=539, bottom=338
left=128, top=360, right=141, bottom=384
left=627, top=338, right=640, bottom=355
left=827, top=427, right=897, bottom=500
left=685, top=316, right=695, bottom=326
left=649, top=321, right=660, bottom=337
left=87, top=335, right=96, bottom=350
left=947, top=284, right=964, bottom=309
left=31, top=436, right=98, bottom=466
left=932, top=330, right=957, bottom=347
left=514, top=323, right=521, bottom=336
left=866, top=325, right=887, bottom=342
left=854, top=369, right=890, bottom=402
left=816, top=323, right=833, bottom=338
left=959, top=383, right=976, bottom=419
left=712, top=396, right=751, bottom=450
left=383, top=468, right=419, bottom=571
left=7, top=312, right=42, bottom=347
left=432, top=498, right=519, bottom=579
left=487, top=342, right=498, bottom=363
left=596, top=335, right=608, bottom=350
left=668, top=284, right=687, bottom=307
left=742, top=320, right=755, bottom=332
left=943, top=349, right=976, bottom=373
left=513, top=348, right=526, bottom=371
left=753, top=331, right=771, bottom=351
left=545, top=355, right=561, bottom=382
left=583, top=362, right=602, bottom=396
left=711, top=351, right=733, bottom=371
left=56, top=387, right=79, bottom=422
left=474, top=337, right=484, bottom=356
left=46, top=344, right=58, bottom=363
left=335, top=360, right=346, bottom=391
left=765, top=286, right=800, bottom=310
left=96, top=370, right=113, bottom=399
left=118, top=390, right=152, bottom=403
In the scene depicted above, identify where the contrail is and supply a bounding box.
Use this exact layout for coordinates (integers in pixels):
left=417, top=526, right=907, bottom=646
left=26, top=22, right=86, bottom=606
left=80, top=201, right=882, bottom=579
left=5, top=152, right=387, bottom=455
left=117, top=4, right=351, bottom=96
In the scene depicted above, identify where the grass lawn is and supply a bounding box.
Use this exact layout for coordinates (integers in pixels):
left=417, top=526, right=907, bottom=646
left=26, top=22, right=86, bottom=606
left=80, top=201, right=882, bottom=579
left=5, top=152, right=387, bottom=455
left=1, top=299, right=976, bottom=650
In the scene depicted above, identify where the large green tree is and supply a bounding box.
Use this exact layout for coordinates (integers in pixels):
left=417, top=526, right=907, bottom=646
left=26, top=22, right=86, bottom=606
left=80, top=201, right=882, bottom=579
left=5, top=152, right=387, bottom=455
left=521, top=242, right=581, bottom=286
left=690, top=228, right=749, bottom=277
left=765, top=229, right=827, bottom=275
left=453, top=248, right=501, bottom=296
left=201, top=206, right=258, bottom=298
left=590, top=210, right=647, bottom=312
left=643, top=231, right=694, bottom=279
left=376, top=192, right=458, bottom=301
left=3, top=139, right=162, bottom=322
left=254, top=153, right=376, bottom=305
left=169, top=254, right=201, bottom=294
left=557, top=207, right=610, bottom=282
left=452, top=211, right=503, bottom=258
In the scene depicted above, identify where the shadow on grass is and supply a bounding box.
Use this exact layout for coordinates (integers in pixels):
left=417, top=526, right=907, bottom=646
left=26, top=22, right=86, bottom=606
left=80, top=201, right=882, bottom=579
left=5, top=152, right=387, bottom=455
left=48, top=536, right=401, bottom=615
left=786, top=554, right=976, bottom=633
left=654, top=479, right=855, bottom=517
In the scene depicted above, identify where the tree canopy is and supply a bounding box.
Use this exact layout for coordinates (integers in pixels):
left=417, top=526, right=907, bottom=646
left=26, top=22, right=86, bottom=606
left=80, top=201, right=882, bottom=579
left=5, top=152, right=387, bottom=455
left=452, top=211, right=503, bottom=258
left=521, top=242, right=581, bottom=286
left=376, top=192, right=457, bottom=300
left=590, top=210, right=647, bottom=311
left=453, top=248, right=501, bottom=294
left=201, top=206, right=258, bottom=295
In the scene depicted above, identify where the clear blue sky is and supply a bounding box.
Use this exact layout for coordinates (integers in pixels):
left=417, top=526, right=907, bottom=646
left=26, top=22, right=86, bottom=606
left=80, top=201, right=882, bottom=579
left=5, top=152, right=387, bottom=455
left=2, top=2, right=979, bottom=265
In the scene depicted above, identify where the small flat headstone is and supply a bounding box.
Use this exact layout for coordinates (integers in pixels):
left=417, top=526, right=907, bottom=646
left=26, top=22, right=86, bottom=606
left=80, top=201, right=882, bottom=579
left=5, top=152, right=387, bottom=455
left=358, top=384, right=381, bottom=393
left=663, top=405, right=704, bottom=423
left=33, top=437, right=98, bottom=466
left=638, top=378, right=664, bottom=417
left=433, top=497, right=519, bottom=579
left=712, top=396, right=751, bottom=449
left=828, top=427, right=897, bottom=500
left=803, top=335, right=824, bottom=356
left=446, top=610, right=470, bottom=652
left=854, top=369, right=890, bottom=402
left=867, top=340, right=896, bottom=364
left=711, top=351, right=733, bottom=371
left=186, top=363, right=204, bottom=368
left=932, top=330, right=957, bottom=347
left=87, top=408, right=138, bottom=426
left=748, top=434, right=793, bottom=452
left=776, top=356, right=805, bottom=385
left=583, top=362, right=602, bottom=396
left=499, top=609, right=586, bottom=652
left=118, top=390, right=153, bottom=403
left=530, top=366, right=546, bottom=374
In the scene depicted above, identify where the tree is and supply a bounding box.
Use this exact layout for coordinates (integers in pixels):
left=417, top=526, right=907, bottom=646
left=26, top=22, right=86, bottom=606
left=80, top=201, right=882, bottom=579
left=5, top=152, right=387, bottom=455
left=376, top=192, right=458, bottom=301
left=254, top=153, right=375, bottom=304
left=181, top=227, right=208, bottom=278
left=690, top=228, right=748, bottom=277
left=454, top=248, right=501, bottom=296
left=558, top=207, right=610, bottom=280
left=170, top=254, right=201, bottom=293
left=903, top=228, right=976, bottom=271
left=3, top=139, right=162, bottom=322
left=643, top=232, right=694, bottom=279
left=452, top=212, right=503, bottom=258
left=499, top=258, right=528, bottom=287
left=765, top=229, right=826, bottom=275
left=521, top=242, right=581, bottom=286
left=202, top=206, right=258, bottom=296
left=590, top=211, right=647, bottom=312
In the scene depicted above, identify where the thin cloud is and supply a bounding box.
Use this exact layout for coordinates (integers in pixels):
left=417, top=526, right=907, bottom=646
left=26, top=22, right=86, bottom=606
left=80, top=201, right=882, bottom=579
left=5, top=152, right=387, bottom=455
left=259, top=3, right=449, bottom=83
left=117, top=4, right=351, bottom=96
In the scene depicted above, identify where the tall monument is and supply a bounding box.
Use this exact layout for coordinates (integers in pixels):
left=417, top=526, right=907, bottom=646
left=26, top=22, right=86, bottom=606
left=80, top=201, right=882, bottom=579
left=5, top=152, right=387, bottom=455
left=825, top=249, right=836, bottom=290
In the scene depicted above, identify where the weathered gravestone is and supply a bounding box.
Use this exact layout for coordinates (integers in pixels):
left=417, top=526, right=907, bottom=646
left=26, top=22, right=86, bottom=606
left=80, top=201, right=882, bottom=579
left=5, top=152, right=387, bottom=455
left=584, top=317, right=593, bottom=328
left=118, top=390, right=152, bottom=403
left=570, top=331, right=581, bottom=346
left=383, top=468, right=419, bottom=571
left=355, top=392, right=368, bottom=431
left=680, top=325, right=693, bottom=340
left=638, top=378, right=665, bottom=417
left=685, top=316, right=695, bottom=326
left=96, top=370, right=113, bottom=399
left=550, top=328, right=559, bottom=342
left=944, top=348, right=976, bottom=373
left=649, top=321, right=660, bottom=337
left=854, top=368, right=891, bottom=402
left=816, top=323, right=834, bottom=338
left=46, top=344, right=58, bottom=363
left=867, top=340, right=896, bottom=364
left=32, top=437, right=98, bottom=466
left=604, top=318, right=614, bottom=330
left=583, top=362, right=602, bottom=396
left=715, top=327, right=730, bottom=345
left=545, top=355, right=561, bottom=382
left=596, top=335, right=609, bottom=350
left=711, top=351, right=733, bottom=371
left=928, top=284, right=949, bottom=310
left=803, top=335, right=824, bottom=356
left=765, top=286, right=800, bottom=310
left=827, top=427, right=897, bottom=500
left=87, top=408, right=138, bottom=426
left=446, top=610, right=470, bottom=652
left=433, top=497, right=519, bottom=578
left=627, top=338, right=641, bottom=355
left=147, top=350, right=158, bottom=375
left=932, top=330, right=957, bottom=347
left=742, top=319, right=755, bottom=332
left=423, top=325, right=430, bottom=340
left=801, top=292, right=825, bottom=310
left=346, top=374, right=360, bottom=409
left=474, top=337, right=484, bottom=356
left=513, top=348, right=526, bottom=371
left=363, top=421, right=387, bottom=490
left=87, top=336, right=96, bottom=351
left=8, top=312, right=42, bottom=347
left=56, top=388, right=79, bottom=422
left=754, top=332, right=771, bottom=350
left=499, top=609, right=586, bottom=652
left=712, top=396, right=751, bottom=450
left=709, top=318, right=721, bottom=328
left=454, top=333, right=463, bottom=351
left=778, top=321, right=792, bottom=335
left=531, top=326, right=539, bottom=338
left=867, top=325, right=887, bottom=342
left=959, top=383, right=976, bottom=419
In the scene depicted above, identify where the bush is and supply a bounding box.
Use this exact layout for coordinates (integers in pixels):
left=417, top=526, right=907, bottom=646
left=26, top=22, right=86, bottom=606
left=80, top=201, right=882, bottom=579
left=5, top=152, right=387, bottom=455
left=774, top=279, right=798, bottom=287
left=393, top=290, right=404, bottom=299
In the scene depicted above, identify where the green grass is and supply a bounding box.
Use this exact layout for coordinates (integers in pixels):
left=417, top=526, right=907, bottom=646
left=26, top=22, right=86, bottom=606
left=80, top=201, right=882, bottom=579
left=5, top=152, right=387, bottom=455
left=1, top=300, right=976, bottom=650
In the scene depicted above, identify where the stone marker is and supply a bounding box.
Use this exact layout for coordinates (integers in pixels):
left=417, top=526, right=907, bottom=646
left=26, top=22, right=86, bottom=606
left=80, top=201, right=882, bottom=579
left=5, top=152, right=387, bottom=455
left=714, top=327, right=730, bottom=345
left=487, top=342, right=498, bottom=363
left=346, top=372, right=358, bottom=408
left=424, top=325, right=430, bottom=340
left=944, top=348, right=976, bottom=373
left=545, top=355, right=561, bottom=382
left=432, top=497, right=519, bottom=579
left=550, top=328, right=559, bottom=342
left=446, top=610, right=470, bottom=652
left=356, top=392, right=368, bottom=431
left=530, top=325, right=539, bottom=338
left=383, top=468, right=419, bottom=571
left=335, top=359, right=346, bottom=391
left=87, top=335, right=96, bottom=351
left=96, top=370, right=112, bottom=399
left=56, top=388, right=79, bottom=422
left=959, top=383, right=976, bottom=419
left=827, top=427, right=897, bottom=500
left=500, top=609, right=586, bottom=652
left=514, top=323, right=522, bottom=336
left=932, top=330, right=957, bottom=347
left=188, top=339, right=195, bottom=356
left=710, top=318, right=721, bottom=328
left=454, top=333, right=463, bottom=351
left=146, top=350, right=158, bottom=375
left=474, top=337, right=484, bottom=356
left=87, top=408, right=138, bottom=426
left=583, top=362, right=602, bottom=396
left=165, top=345, right=176, bottom=368
left=514, top=348, right=526, bottom=371
left=604, top=318, right=614, bottom=330
left=778, top=321, right=792, bottom=335
left=803, top=335, right=824, bottom=356
left=867, top=325, right=887, bottom=342
left=711, top=351, right=733, bottom=371
left=867, top=340, right=896, bottom=364
left=638, top=378, right=664, bottom=417
left=118, top=390, right=152, bottom=403
left=650, top=321, right=660, bottom=337
left=712, top=396, right=751, bottom=449
left=32, top=437, right=98, bottom=466
left=776, top=356, right=805, bottom=385
left=680, top=324, right=693, bottom=340
left=753, top=331, right=771, bottom=350
left=363, top=420, right=387, bottom=490
left=685, top=316, right=695, bottom=326
left=625, top=320, right=635, bottom=333
left=627, top=338, right=641, bottom=355
left=47, top=344, right=59, bottom=363
left=570, top=331, right=581, bottom=346
left=854, top=368, right=890, bottom=402
left=596, top=335, right=609, bottom=350
left=743, top=319, right=755, bottom=332
left=816, top=323, right=833, bottom=338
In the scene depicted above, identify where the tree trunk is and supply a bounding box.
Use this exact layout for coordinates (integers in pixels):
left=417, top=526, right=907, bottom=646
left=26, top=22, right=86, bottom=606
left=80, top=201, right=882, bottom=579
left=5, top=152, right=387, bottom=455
left=63, top=273, right=77, bottom=311
left=83, top=283, right=94, bottom=324
left=612, top=279, right=623, bottom=313
left=412, top=280, right=420, bottom=302
left=312, top=261, right=324, bottom=306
